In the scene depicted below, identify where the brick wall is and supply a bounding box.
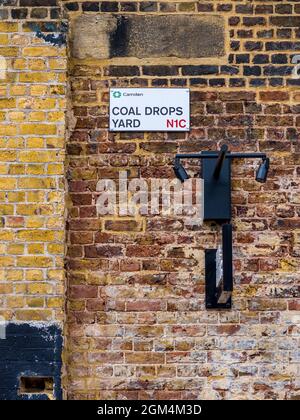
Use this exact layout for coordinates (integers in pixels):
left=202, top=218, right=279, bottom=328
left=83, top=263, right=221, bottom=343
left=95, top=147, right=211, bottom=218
left=0, top=0, right=66, bottom=399
left=1, top=0, right=300, bottom=400
left=0, top=0, right=66, bottom=322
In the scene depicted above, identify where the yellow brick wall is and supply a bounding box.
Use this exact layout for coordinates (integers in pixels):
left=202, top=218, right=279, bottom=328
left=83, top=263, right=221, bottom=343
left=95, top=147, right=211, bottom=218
left=0, top=21, right=67, bottom=323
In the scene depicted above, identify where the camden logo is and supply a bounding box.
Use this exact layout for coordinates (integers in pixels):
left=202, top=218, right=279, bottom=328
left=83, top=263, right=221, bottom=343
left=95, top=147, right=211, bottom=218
left=112, top=91, right=122, bottom=98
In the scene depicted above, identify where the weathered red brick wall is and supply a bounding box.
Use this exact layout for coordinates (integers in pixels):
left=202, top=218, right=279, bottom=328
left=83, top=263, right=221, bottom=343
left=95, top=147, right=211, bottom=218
left=64, top=0, right=300, bottom=400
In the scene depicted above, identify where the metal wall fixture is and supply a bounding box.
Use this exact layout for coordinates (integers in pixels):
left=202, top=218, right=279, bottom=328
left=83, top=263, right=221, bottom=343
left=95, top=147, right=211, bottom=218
left=174, top=144, right=270, bottom=309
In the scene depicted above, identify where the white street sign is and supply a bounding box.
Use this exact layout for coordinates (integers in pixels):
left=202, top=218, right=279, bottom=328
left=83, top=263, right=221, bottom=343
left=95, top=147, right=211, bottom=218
left=109, top=88, right=190, bottom=132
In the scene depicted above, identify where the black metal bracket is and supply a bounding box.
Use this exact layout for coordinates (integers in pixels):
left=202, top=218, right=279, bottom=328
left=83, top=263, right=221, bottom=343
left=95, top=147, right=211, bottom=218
left=174, top=144, right=269, bottom=310
left=205, top=224, right=233, bottom=309
left=175, top=147, right=266, bottom=223
left=202, top=147, right=231, bottom=223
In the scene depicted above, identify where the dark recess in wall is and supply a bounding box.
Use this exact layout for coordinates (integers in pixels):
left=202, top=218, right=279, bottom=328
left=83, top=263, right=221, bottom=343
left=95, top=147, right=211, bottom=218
left=0, top=323, right=62, bottom=400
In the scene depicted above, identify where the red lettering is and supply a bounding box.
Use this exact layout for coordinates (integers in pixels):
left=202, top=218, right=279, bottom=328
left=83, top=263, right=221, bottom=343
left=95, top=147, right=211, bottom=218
left=166, top=119, right=186, bottom=128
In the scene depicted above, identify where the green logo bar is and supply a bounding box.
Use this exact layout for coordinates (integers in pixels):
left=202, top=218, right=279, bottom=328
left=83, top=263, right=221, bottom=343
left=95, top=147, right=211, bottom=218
left=112, top=91, right=122, bottom=98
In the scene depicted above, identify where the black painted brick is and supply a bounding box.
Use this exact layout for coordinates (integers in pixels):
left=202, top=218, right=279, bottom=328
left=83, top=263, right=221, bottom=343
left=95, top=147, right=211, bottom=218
left=271, top=54, right=288, bottom=64
left=249, top=79, right=266, bottom=87
left=120, top=2, right=138, bottom=12
left=30, top=8, right=48, bottom=19
left=171, top=79, right=187, bottom=86
left=236, top=54, right=250, bottom=64
left=50, top=7, right=60, bottom=19
left=139, top=2, right=158, bottom=12
left=142, top=66, right=179, bottom=76
left=236, top=4, right=253, bottom=14
left=190, top=78, right=208, bottom=86
left=82, top=2, right=100, bottom=12
left=263, top=66, right=292, bottom=76
left=230, top=41, right=240, bottom=51
left=229, top=17, right=240, bottom=26
left=237, top=30, right=253, bottom=38
left=101, top=1, right=118, bottom=12
left=243, top=17, right=265, bottom=26
left=229, top=78, right=246, bottom=87
left=269, top=78, right=284, bottom=87
left=257, top=30, right=273, bottom=38
left=11, top=8, right=28, bottom=19
left=64, top=2, right=79, bottom=11
left=270, top=16, right=300, bottom=27
left=152, top=79, right=168, bottom=86
left=244, top=42, right=263, bottom=51
left=220, top=66, right=239, bottom=75
left=182, top=66, right=219, bottom=76
left=253, top=54, right=269, bottom=64
left=277, top=29, right=292, bottom=38
left=217, top=4, right=232, bottom=12
left=287, top=79, right=300, bottom=86
left=25, top=21, right=60, bottom=32
left=266, top=42, right=300, bottom=51
left=197, top=4, right=213, bottom=12
left=0, top=323, right=62, bottom=400
left=255, top=5, right=273, bottom=14
left=209, top=79, right=226, bottom=87
left=275, top=5, right=293, bottom=14
left=0, top=0, right=18, bottom=5
left=243, top=66, right=261, bottom=76
left=105, top=66, right=140, bottom=77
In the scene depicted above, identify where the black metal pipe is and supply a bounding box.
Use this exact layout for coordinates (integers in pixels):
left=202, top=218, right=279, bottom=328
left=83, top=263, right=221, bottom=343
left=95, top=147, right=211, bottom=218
left=229, top=153, right=267, bottom=159
left=213, top=144, right=228, bottom=179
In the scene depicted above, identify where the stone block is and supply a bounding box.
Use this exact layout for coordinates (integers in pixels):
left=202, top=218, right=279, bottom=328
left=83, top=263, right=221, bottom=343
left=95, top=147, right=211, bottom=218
left=71, top=14, right=225, bottom=60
